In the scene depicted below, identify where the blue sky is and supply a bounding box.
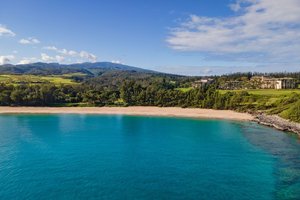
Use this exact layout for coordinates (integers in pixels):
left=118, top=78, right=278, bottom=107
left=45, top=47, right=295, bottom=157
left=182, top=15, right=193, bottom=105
left=0, top=0, right=300, bottom=75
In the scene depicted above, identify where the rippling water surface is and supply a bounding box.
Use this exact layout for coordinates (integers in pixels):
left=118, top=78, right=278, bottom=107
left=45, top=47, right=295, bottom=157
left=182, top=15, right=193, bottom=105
left=0, top=115, right=299, bottom=200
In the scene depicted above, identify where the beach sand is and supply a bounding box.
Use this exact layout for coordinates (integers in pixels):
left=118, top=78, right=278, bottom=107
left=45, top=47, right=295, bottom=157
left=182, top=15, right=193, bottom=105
left=0, top=106, right=253, bottom=121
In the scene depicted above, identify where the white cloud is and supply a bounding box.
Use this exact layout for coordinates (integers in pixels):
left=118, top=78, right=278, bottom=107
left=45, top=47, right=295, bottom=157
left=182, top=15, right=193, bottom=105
left=19, top=37, right=40, bottom=45
left=0, top=55, right=15, bottom=65
left=0, top=25, right=15, bottom=37
left=79, top=51, right=97, bottom=62
left=41, top=53, right=65, bottom=63
left=59, top=49, right=78, bottom=56
left=153, top=62, right=300, bottom=75
left=55, top=55, right=65, bottom=62
left=18, top=59, right=31, bottom=65
left=41, top=53, right=52, bottom=62
left=43, top=46, right=58, bottom=51
left=111, top=60, right=121, bottom=64
left=43, top=46, right=97, bottom=62
left=68, top=50, right=77, bottom=56
left=229, top=0, right=244, bottom=12
left=18, top=57, right=37, bottom=65
left=167, top=0, right=300, bottom=63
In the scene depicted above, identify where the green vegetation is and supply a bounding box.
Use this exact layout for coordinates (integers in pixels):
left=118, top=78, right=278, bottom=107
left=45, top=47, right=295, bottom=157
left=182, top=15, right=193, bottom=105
left=216, top=89, right=300, bottom=122
left=175, top=87, right=193, bottom=92
left=0, top=62, right=299, bottom=123
left=1, top=78, right=299, bottom=123
left=280, top=100, right=300, bottom=123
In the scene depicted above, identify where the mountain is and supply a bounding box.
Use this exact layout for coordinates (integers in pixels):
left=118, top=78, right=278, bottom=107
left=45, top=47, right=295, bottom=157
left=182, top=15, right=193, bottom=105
left=0, top=62, right=157, bottom=76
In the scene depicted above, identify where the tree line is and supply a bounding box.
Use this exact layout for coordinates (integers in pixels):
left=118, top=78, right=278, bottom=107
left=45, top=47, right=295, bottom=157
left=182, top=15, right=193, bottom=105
left=0, top=78, right=299, bottom=122
left=0, top=81, right=253, bottom=110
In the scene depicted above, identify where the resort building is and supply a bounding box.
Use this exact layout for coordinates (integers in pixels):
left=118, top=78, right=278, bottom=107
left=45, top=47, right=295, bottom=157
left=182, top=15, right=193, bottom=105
left=192, top=78, right=214, bottom=88
left=250, top=76, right=297, bottom=89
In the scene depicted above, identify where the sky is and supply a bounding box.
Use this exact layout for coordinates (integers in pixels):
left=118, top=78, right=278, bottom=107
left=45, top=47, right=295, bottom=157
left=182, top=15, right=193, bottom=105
left=0, top=0, right=300, bottom=75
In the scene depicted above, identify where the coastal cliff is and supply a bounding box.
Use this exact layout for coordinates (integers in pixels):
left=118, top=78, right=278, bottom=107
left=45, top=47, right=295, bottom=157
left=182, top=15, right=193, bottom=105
left=253, top=113, right=300, bottom=136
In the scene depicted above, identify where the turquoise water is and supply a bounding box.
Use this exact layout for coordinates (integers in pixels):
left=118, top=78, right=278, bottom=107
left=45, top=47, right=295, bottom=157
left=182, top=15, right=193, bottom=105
left=0, top=115, right=299, bottom=200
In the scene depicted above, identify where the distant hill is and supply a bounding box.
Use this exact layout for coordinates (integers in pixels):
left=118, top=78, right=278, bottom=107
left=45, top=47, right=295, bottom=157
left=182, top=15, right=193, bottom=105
left=0, top=62, right=157, bottom=76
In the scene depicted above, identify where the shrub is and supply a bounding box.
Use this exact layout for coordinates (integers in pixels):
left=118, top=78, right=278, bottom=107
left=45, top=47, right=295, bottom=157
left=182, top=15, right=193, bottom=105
left=280, top=100, right=300, bottom=122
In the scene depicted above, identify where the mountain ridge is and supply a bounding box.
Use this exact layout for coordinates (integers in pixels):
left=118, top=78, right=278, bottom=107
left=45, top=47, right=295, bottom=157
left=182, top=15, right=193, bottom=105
left=0, top=62, right=159, bottom=76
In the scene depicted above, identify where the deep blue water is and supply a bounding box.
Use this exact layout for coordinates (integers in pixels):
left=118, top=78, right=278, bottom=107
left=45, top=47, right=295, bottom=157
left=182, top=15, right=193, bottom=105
left=0, top=115, right=299, bottom=200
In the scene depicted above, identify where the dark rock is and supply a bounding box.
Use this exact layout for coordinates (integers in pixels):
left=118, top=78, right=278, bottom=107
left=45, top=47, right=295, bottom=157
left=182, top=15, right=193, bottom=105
left=253, top=113, right=300, bottom=137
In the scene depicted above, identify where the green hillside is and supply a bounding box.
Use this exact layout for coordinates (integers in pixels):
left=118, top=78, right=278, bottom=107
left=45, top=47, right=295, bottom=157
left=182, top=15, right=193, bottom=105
left=0, top=63, right=299, bottom=123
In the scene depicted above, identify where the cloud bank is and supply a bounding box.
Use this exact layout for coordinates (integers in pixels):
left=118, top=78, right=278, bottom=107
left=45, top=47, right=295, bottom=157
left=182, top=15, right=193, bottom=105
left=43, top=46, right=97, bottom=62
left=18, top=57, right=38, bottom=65
left=167, top=0, right=300, bottom=63
left=41, top=53, right=64, bottom=62
left=0, top=25, right=98, bottom=64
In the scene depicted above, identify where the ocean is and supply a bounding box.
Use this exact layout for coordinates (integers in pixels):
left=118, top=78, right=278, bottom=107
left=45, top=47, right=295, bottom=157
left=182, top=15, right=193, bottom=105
left=0, top=115, right=299, bottom=199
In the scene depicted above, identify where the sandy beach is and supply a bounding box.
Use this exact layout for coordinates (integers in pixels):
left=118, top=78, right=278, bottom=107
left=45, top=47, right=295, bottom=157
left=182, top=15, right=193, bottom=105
left=0, top=106, right=253, bottom=121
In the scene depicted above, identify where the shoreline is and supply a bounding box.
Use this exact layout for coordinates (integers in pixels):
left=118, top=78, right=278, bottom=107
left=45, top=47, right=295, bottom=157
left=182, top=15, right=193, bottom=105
left=253, top=113, right=300, bottom=137
left=1, top=106, right=299, bottom=136
left=0, top=106, right=253, bottom=121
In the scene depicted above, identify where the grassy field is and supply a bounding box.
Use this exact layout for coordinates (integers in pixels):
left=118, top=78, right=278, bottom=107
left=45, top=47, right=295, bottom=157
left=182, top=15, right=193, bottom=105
left=0, top=74, right=80, bottom=85
left=218, top=89, right=300, bottom=96
left=60, top=72, right=88, bottom=78
left=175, top=87, right=193, bottom=92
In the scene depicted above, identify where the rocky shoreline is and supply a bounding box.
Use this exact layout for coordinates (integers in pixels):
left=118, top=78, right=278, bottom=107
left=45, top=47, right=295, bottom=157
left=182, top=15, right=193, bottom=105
left=253, top=113, right=300, bottom=137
